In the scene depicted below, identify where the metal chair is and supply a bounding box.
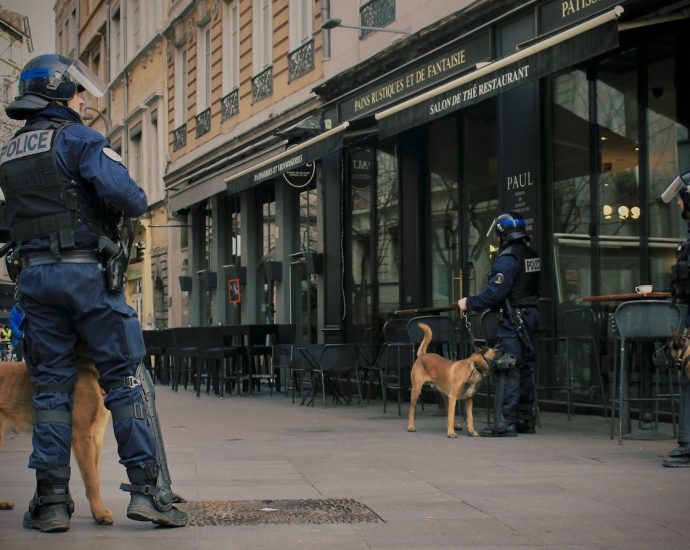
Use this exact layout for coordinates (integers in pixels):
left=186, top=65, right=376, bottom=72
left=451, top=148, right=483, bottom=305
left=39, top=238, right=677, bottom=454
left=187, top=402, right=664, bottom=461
left=611, top=300, right=686, bottom=444
left=377, top=318, right=415, bottom=416
left=299, top=344, right=359, bottom=408
left=170, top=327, right=200, bottom=393
left=406, top=315, right=459, bottom=360
left=271, top=324, right=296, bottom=396
left=142, top=329, right=169, bottom=384
left=247, top=324, right=277, bottom=394
left=537, top=307, right=607, bottom=419
left=197, top=326, right=246, bottom=398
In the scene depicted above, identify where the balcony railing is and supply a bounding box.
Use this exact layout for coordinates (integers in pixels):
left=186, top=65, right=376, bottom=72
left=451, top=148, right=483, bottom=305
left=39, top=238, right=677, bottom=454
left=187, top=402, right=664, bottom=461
left=252, top=66, right=273, bottom=103
left=288, top=40, right=315, bottom=82
left=359, top=0, right=396, bottom=38
left=221, top=88, right=239, bottom=121
left=173, top=123, right=187, bottom=151
left=195, top=108, right=211, bottom=138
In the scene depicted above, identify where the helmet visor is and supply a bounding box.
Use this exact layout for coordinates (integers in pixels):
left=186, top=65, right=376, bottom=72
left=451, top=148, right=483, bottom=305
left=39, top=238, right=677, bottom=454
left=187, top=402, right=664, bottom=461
left=66, top=58, right=106, bottom=98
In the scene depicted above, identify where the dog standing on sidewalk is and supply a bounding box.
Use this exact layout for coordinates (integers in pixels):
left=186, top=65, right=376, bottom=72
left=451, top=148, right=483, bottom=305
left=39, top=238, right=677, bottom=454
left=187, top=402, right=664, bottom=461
left=407, top=322, right=499, bottom=438
left=0, top=357, right=113, bottom=525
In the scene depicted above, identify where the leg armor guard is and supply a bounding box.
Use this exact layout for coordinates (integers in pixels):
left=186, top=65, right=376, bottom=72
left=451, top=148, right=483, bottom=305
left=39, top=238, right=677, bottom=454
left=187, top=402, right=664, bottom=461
left=115, top=364, right=185, bottom=510
left=481, top=353, right=518, bottom=437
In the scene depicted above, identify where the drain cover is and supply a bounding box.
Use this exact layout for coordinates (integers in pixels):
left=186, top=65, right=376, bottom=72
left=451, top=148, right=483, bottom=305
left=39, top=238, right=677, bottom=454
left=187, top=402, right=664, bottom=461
left=179, top=498, right=383, bottom=526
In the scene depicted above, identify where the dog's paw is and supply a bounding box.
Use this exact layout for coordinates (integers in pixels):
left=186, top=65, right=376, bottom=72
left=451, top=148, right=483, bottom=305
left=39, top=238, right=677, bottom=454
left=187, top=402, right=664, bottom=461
left=407, top=426, right=416, bottom=432
left=93, top=507, right=114, bottom=525
left=447, top=432, right=458, bottom=438
left=0, top=500, right=15, bottom=510
left=468, top=429, right=479, bottom=437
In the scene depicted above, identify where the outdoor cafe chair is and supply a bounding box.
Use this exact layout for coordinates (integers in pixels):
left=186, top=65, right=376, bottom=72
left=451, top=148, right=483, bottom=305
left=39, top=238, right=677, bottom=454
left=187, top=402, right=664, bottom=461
left=299, top=343, right=359, bottom=408
left=536, top=307, right=607, bottom=419
left=170, top=327, right=200, bottom=393
left=611, top=300, right=686, bottom=444
left=197, top=326, right=245, bottom=399
left=247, top=324, right=277, bottom=394
left=377, top=318, right=414, bottom=416
left=271, top=324, right=296, bottom=396
left=142, top=329, right=170, bottom=385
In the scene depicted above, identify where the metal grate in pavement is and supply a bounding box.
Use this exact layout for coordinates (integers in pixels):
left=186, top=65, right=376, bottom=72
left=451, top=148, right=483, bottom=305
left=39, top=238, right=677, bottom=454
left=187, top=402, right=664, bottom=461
left=178, top=498, right=383, bottom=526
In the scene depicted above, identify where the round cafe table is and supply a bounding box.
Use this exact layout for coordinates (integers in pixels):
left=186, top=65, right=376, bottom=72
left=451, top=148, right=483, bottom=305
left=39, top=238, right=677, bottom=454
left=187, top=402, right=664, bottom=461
left=580, top=292, right=671, bottom=302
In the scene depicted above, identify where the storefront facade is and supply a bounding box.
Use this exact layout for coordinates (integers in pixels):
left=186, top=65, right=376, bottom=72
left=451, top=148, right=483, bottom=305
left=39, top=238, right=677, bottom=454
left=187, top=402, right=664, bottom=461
left=298, top=0, right=690, bottom=354
left=173, top=0, right=690, bottom=384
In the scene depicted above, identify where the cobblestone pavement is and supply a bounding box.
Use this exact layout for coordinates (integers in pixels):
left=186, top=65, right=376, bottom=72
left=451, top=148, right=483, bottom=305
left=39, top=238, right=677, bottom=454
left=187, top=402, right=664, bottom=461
left=1, top=384, right=688, bottom=549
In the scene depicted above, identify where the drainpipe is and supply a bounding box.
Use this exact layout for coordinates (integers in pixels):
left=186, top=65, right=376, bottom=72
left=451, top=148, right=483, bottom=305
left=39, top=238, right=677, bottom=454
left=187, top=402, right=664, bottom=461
left=105, top=1, right=112, bottom=133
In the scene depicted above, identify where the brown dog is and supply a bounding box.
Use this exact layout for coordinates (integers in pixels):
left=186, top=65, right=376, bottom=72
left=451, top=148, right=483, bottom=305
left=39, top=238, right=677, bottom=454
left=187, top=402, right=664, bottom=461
left=0, top=356, right=113, bottom=525
left=407, top=322, right=498, bottom=438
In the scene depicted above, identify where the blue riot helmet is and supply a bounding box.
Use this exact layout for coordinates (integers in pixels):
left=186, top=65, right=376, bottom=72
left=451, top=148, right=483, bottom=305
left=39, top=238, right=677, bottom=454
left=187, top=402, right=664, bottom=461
left=494, top=211, right=529, bottom=244
left=6, top=54, right=106, bottom=120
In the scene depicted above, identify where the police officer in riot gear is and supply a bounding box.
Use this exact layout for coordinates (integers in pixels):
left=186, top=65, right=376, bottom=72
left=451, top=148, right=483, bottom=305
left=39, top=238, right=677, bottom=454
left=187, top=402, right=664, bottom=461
left=458, top=212, right=541, bottom=437
left=0, top=54, right=187, bottom=531
left=660, top=172, right=690, bottom=467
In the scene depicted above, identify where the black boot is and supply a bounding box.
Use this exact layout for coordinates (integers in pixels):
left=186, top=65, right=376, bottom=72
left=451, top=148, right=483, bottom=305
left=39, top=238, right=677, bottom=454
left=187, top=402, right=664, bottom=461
left=23, top=468, right=74, bottom=533
left=123, top=468, right=187, bottom=527
left=516, top=417, right=536, bottom=434
left=662, top=445, right=690, bottom=468
left=480, top=423, right=517, bottom=437
left=516, top=404, right=536, bottom=434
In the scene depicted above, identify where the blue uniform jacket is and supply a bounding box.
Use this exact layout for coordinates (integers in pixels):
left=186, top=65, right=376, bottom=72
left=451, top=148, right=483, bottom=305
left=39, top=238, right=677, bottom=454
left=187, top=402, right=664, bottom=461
left=467, top=253, right=520, bottom=312
left=21, top=105, right=147, bottom=250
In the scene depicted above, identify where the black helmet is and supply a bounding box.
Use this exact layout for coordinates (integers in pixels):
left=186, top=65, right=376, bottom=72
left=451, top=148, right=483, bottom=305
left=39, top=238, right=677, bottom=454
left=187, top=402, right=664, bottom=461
left=6, top=54, right=105, bottom=120
left=495, top=211, right=529, bottom=243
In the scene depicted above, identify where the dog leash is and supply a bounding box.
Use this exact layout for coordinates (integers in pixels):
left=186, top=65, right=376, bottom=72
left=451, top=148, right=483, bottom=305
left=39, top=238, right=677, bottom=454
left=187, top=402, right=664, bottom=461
left=461, top=311, right=477, bottom=348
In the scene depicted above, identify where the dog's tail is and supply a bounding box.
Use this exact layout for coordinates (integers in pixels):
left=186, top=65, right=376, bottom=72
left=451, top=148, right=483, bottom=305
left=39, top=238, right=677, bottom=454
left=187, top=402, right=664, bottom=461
left=417, top=322, right=432, bottom=357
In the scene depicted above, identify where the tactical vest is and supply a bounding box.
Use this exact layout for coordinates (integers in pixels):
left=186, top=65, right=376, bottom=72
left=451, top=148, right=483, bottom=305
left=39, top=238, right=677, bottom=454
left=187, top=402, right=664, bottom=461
left=0, top=119, right=109, bottom=250
left=499, top=242, right=541, bottom=306
left=671, top=241, right=690, bottom=300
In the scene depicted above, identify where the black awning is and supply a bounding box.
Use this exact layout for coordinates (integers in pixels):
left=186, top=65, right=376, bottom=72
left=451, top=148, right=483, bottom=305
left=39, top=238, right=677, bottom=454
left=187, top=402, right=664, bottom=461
left=168, top=140, right=287, bottom=212
left=375, top=7, right=622, bottom=138
left=225, top=122, right=349, bottom=193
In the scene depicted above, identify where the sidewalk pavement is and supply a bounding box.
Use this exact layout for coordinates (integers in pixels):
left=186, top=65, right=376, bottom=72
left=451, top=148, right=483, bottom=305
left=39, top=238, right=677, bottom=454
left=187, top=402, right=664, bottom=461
left=1, top=385, right=688, bottom=549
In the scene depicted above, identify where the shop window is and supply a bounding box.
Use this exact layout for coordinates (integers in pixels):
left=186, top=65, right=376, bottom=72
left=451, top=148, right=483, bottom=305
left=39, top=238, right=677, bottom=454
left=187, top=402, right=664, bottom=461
left=376, top=142, right=400, bottom=317
left=465, top=99, right=498, bottom=298
left=228, top=197, right=242, bottom=266
left=299, top=182, right=318, bottom=253
left=428, top=117, right=459, bottom=307
left=260, top=188, right=277, bottom=257
left=174, top=47, right=188, bottom=129
left=222, top=1, right=240, bottom=101
left=197, top=25, right=211, bottom=113
left=596, top=51, right=641, bottom=295
left=253, top=0, right=273, bottom=72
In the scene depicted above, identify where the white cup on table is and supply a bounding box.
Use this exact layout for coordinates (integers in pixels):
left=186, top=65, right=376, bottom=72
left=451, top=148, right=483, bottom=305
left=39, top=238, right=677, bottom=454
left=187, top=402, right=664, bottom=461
left=635, top=284, right=653, bottom=295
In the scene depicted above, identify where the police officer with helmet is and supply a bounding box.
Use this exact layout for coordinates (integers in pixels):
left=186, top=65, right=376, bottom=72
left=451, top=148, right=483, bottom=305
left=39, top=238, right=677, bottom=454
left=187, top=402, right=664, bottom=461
left=0, top=54, right=187, bottom=531
left=458, top=212, right=541, bottom=437
left=660, top=171, right=690, bottom=468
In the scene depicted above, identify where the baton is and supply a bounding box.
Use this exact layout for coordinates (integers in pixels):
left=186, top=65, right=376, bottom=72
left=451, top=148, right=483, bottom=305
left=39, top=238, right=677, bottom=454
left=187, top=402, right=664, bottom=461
left=393, top=304, right=458, bottom=315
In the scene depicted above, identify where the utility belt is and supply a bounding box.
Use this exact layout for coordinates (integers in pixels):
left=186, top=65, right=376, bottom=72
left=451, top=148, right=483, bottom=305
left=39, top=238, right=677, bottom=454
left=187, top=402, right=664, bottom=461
left=18, top=235, right=128, bottom=293
left=21, top=250, right=100, bottom=268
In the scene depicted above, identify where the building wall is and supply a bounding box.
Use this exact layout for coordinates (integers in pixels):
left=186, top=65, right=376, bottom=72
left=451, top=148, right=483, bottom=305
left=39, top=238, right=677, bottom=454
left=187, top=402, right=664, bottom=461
left=0, top=7, right=34, bottom=297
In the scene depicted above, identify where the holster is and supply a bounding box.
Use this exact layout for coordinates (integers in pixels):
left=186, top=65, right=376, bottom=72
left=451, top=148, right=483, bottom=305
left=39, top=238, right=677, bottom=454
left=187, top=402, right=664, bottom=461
left=99, top=236, right=128, bottom=293
left=505, top=301, right=534, bottom=353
